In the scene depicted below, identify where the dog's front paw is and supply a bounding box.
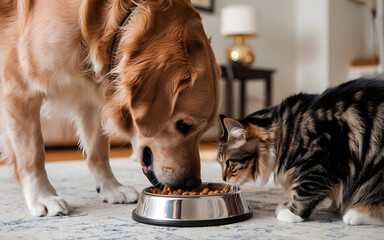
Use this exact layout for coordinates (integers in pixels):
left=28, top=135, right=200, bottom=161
left=98, top=184, right=139, bottom=204
left=276, top=204, right=303, bottom=223
left=23, top=175, right=70, bottom=217
left=92, top=169, right=139, bottom=203
left=28, top=196, right=70, bottom=217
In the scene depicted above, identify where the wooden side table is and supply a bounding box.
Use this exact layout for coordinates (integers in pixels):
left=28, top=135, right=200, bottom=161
left=220, top=65, right=275, bottom=118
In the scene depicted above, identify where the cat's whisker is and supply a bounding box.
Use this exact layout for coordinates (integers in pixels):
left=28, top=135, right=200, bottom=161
left=228, top=184, right=233, bottom=193
left=150, top=177, right=166, bottom=190
left=229, top=183, right=238, bottom=194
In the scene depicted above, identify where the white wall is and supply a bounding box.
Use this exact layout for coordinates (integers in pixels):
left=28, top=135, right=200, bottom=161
left=296, top=0, right=329, bottom=93
left=329, top=0, right=375, bottom=86
left=296, top=0, right=375, bottom=93
left=200, top=0, right=297, bottom=117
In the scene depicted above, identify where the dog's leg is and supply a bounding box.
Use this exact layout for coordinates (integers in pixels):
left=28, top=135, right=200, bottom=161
left=74, top=104, right=138, bottom=203
left=1, top=92, right=70, bottom=217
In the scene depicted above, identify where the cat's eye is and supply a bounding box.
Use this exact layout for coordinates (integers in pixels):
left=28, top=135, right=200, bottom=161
left=229, top=164, right=236, bottom=173
left=176, top=120, right=193, bottom=135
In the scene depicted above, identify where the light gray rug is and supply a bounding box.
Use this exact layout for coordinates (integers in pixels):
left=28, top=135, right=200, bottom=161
left=0, top=158, right=383, bottom=240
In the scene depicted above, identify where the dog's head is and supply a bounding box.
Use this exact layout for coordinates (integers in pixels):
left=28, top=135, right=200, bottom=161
left=99, top=0, right=221, bottom=189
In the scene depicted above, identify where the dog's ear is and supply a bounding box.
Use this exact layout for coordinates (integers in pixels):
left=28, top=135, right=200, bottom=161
left=120, top=56, right=197, bottom=138
left=114, top=1, right=204, bottom=138
left=80, top=0, right=133, bottom=74
left=133, top=67, right=196, bottom=138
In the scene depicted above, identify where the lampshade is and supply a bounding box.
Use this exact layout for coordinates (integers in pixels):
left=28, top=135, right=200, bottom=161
left=221, top=5, right=258, bottom=37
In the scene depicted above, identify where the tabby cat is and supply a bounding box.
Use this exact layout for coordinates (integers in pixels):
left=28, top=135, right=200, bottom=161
left=217, top=78, right=384, bottom=225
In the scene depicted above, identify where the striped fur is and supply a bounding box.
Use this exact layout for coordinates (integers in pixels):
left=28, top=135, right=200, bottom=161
left=218, top=78, right=384, bottom=224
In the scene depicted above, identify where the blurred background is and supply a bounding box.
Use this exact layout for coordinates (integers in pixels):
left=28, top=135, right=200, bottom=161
left=203, top=0, right=380, bottom=112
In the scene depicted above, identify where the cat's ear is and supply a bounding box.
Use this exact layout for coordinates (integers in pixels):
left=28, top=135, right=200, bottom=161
left=219, top=114, right=229, bottom=141
left=222, top=117, right=246, bottom=146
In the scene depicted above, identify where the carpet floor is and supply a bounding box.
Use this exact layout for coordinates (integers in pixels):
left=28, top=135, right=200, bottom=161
left=0, top=157, right=383, bottom=240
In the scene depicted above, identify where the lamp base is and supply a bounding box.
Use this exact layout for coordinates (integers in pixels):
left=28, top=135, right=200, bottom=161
left=225, top=36, right=254, bottom=67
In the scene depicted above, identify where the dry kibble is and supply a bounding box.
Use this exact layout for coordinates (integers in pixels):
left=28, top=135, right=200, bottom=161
left=148, top=185, right=229, bottom=196
left=221, top=188, right=229, bottom=193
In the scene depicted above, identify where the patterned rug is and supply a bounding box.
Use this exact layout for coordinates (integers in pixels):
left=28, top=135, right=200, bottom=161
left=0, top=157, right=383, bottom=240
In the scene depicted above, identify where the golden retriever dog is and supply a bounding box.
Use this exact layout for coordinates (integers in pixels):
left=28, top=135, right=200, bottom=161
left=0, top=0, right=220, bottom=216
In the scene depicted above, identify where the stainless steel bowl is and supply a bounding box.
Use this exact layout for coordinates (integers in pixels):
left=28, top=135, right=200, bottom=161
left=132, top=183, right=253, bottom=227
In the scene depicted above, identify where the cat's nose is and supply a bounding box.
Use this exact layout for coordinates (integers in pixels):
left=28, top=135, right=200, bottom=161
left=222, top=172, right=227, bottom=181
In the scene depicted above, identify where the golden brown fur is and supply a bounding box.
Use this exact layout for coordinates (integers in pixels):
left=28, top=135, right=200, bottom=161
left=0, top=0, right=220, bottom=216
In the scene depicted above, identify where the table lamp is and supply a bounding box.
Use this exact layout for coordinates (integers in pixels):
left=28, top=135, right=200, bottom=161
left=221, top=5, right=258, bottom=67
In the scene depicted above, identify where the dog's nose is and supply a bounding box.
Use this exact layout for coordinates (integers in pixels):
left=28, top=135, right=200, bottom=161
left=186, top=178, right=202, bottom=188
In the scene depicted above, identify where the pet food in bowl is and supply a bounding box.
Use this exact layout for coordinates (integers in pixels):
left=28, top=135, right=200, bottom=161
left=147, top=185, right=230, bottom=195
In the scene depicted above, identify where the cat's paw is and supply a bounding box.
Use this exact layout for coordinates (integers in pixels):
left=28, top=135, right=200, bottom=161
left=276, top=204, right=303, bottom=223
left=275, top=204, right=287, bottom=215
left=343, top=209, right=384, bottom=225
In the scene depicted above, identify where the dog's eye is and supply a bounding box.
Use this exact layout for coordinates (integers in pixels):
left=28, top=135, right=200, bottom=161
left=176, top=120, right=193, bottom=135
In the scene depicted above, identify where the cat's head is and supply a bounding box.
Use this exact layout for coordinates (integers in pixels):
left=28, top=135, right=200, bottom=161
left=217, top=115, right=276, bottom=186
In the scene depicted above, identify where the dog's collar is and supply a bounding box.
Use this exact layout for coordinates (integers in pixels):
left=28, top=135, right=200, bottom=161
left=109, top=10, right=136, bottom=79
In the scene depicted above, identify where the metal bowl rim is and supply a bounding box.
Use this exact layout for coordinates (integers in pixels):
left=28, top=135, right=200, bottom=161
left=142, top=183, right=240, bottom=198
left=132, top=208, right=253, bottom=227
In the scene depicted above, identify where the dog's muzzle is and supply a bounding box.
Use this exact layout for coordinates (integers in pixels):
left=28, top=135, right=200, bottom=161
left=142, top=147, right=164, bottom=189
left=141, top=147, right=201, bottom=189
